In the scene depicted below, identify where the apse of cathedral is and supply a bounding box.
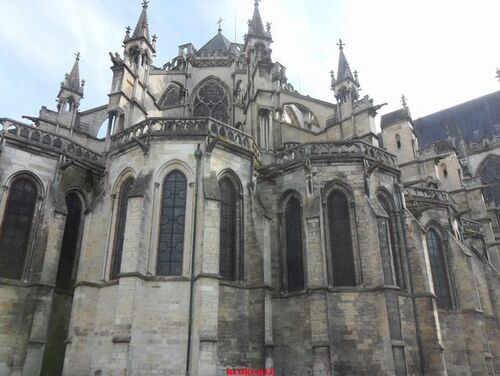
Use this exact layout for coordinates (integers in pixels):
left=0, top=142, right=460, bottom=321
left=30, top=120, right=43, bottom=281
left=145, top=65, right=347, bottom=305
left=0, top=1, right=499, bottom=375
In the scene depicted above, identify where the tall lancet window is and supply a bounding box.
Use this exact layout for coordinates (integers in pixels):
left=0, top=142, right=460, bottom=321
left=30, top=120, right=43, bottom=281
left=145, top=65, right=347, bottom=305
left=193, top=78, right=229, bottom=123
left=258, top=109, right=271, bottom=150
left=56, top=192, right=83, bottom=289
left=110, top=177, right=135, bottom=279
left=0, top=177, right=38, bottom=279
left=426, top=229, right=452, bottom=309
left=157, top=171, right=187, bottom=276
left=327, top=190, right=356, bottom=286
left=219, top=177, right=240, bottom=280
left=284, top=197, right=305, bottom=291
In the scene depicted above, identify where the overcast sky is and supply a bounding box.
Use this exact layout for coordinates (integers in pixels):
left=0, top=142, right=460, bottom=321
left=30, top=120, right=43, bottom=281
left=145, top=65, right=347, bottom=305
left=0, top=0, right=499, bottom=124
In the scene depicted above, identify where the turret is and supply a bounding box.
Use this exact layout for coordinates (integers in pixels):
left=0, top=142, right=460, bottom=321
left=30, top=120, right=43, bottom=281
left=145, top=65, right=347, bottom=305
left=57, top=52, right=84, bottom=115
left=331, top=39, right=360, bottom=119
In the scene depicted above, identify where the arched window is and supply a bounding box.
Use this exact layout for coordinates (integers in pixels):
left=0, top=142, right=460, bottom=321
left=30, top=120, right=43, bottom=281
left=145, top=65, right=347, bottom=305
left=395, top=134, right=402, bottom=149
left=378, top=195, right=404, bottom=289
left=193, top=78, right=229, bottom=123
left=426, top=229, right=452, bottom=309
left=157, top=170, right=187, bottom=276
left=327, top=190, right=356, bottom=286
left=159, top=84, right=181, bottom=109
left=56, top=193, right=83, bottom=289
left=219, top=176, right=240, bottom=280
left=0, top=176, right=38, bottom=279
left=284, top=197, right=304, bottom=291
left=110, top=177, right=135, bottom=279
left=478, top=155, right=500, bottom=206
left=441, top=163, right=448, bottom=178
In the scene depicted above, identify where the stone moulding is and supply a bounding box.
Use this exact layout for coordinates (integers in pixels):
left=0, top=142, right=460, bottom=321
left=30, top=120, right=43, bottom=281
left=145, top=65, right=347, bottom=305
left=110, top=117, right=261, bottom=159
left=259, top=140, right=398, bottom=175
left=0, top=118, right=104, bottom=168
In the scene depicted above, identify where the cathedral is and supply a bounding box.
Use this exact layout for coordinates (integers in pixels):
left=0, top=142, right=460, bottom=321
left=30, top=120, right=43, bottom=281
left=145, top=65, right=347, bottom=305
left=1, top=1, right=500, bottom=375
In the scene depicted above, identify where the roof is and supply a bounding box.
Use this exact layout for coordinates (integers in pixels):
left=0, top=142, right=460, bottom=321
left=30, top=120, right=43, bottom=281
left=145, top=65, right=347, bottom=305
left=337, top=49, right=355, bottom=83
left=131, top=3, right=150, bottom=42
left=380, top=107, right=412, bottom=129
left=413, top=90, right=500, bottom=147
left=197, top=31, right=231, bottom=55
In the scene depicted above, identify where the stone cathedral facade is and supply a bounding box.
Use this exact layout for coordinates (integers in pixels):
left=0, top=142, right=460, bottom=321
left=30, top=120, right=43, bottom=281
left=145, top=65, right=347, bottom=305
left=0, top=2, right=499, bottom=375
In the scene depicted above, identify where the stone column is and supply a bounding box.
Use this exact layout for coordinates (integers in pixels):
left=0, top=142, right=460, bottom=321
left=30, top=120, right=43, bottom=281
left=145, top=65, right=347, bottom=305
left=193, top=175, right=221, bottom=376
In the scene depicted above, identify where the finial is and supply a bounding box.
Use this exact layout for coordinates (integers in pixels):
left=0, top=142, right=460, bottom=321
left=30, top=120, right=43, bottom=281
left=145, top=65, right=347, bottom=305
left=496, top=67, right=500, bottom=82
left=75, top=52, right=81, bottom=61
left=81, top=79, right=86, bottom=87
left=125, top=26, right=131, bottom=39
left=401, top=94, right=408, bottom=108
left=266, top=22, right=272, bottom=32
left=216, top=17, right=225, bottom=32
left=255, top=0, right=261, bottom=6
left=354, top=70, right=358, bottom=80
left=141, top=0, right=149, bottom=8
left=152, top=34, right=157, bottom=43
left=330, top=70, right=335, bottom=78
left=337, top=38, right=345, bottom=50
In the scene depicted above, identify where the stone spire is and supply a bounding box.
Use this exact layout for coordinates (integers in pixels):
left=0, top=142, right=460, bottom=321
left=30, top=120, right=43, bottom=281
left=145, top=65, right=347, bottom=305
left=61, top=52, right=84, bottom=95
left=336, top=39, right=356, bottom=84
left=247, top=0, right=271, bottom=39
left=131, top=0, right=151, bottom=42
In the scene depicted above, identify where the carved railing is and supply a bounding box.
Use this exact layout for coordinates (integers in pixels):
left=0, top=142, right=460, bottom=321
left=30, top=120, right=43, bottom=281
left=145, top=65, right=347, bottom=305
left=0, top=118, right=104, bottom=165
left=404, top=186, right=457, bottom=207
left=272, top=141, right=398, bottom=168
left=110, top=117, right=260, bottom=158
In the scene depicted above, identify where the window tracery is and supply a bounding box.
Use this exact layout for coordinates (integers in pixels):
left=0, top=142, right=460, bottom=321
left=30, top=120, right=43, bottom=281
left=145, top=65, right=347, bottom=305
left=110, top=177, right=135, bottom=279
left=193, top=78, right=229, bottom=124
left=0, top=176, right=38, bottom=279
left=284, top=196, right=305, bottom=291
left=157, top=170, right=187, bottom=276
left=219, top=176, right=240, bottom=280
left=426, top=229, right=452, bottom=309
left=478, top=156, right=500, bottom=205
left=160, top=84, right=182, bottom=109
left=327, top=190, right=356, bottom=286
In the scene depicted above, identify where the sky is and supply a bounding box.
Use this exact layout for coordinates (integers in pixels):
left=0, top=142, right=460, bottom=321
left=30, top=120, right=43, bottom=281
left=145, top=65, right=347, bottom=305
left=0, top=0, right=499, bottom=125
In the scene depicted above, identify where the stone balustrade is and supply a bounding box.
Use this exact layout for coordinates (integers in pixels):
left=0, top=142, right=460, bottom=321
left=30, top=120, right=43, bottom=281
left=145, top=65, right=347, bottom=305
left=273, top=140, right=398, bottom=168
left=110, top=117, right=260, bottom=158
left=0, top=118, right=104, bottom=165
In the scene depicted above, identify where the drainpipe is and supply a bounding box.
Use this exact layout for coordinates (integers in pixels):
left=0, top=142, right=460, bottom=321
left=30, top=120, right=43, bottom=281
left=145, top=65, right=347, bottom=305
left=186, top=144, right=202, bottom=375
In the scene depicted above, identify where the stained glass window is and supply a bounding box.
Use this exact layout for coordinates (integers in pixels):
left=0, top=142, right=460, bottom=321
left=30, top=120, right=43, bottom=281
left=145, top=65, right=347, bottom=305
left=219, top=177, right=238, bottom=280
left=193, top=79, right=229, bottom=123
left=157, top=171, right=187, bottom=276
left=479, top=156, right=500, bottom=206
left=56, top=193, right=83, bottom=289
left=327, top=190, right=356, bottom=286
left=0, top=177, right=38, bottom=279
left=110, top=177, right=134, bottom=279
left=426, top=229, right=452, bottom=309
left=285, top=197, right=304, bottom=291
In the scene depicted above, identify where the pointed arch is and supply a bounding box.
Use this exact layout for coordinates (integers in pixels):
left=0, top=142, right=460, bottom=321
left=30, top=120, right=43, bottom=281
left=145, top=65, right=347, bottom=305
left=280, top=190, right=305, bottom=291
left=159, top=82, right=183, bottom=109
left=192, top=76, right=230, bottom=124
left=322, top=180, right=359, bottom=287
left=218, top=170, right=243, bottom=281
left=377, top=189, right=405, bottom=289
left=0, top=173, right=41, bottom=279
left=476, top=154, right=500, bottom=206
left=56, top=191, right=85, bottom=289
left=110, top=173, right=136, bottom=279
left=157, top=170, right=187, bottom=276
left=425, top=225, right=453, bottom=309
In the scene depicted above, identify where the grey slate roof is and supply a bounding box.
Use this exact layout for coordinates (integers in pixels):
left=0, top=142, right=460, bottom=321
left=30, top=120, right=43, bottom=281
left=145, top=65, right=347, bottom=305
left=413, top=90, right=500, bottom=147
left=380, top=107, right=412, bottom=129
left=197, top=31, right=231, bottom=55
